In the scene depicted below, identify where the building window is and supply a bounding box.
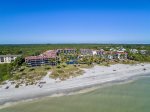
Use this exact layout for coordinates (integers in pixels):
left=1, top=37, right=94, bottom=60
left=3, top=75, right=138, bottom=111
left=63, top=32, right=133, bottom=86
left=0, top=57, right=4, bottom=62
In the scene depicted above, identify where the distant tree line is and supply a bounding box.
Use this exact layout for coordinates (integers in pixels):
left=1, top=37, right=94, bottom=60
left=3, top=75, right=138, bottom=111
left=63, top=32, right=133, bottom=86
left=0, top=44, right=150, bottom=56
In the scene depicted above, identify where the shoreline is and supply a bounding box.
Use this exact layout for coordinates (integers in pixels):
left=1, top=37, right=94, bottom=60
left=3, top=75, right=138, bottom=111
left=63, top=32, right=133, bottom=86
left=1, top=63, right=150, bottom=108
left=1, top=75, right=150, bottom=110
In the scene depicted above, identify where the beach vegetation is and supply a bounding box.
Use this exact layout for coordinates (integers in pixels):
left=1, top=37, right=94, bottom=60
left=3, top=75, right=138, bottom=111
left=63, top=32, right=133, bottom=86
left=0, top=64, right=12, bottom=83
left=50, top=65, right=84, bottom=80
left=15, top=84, right=19, bottom=88
left=45, top=67, right=51, bottom=70
left=56, top=65, right=61, bottom=69
left=128, top=53, right=150, bottom=62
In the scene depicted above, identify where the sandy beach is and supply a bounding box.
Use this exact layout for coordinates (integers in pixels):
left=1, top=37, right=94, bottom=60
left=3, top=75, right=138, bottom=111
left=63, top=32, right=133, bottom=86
left=0, top=63, right=150, bottom=106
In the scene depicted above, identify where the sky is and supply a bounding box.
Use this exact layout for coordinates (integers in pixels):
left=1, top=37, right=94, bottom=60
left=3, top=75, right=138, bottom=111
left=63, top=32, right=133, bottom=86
left=0, top=0, right=150, bottom=44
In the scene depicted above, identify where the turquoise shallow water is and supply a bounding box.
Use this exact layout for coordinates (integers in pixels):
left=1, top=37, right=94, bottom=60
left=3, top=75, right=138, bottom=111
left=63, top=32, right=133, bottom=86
left=1, top=76, right=150, bottom=112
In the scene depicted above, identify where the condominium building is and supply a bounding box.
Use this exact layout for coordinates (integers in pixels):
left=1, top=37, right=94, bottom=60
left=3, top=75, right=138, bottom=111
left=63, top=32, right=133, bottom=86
left=0, top=55, right=21, bottom=64
left=25, top=50, right=58, bottom=67
left=57, top=49, right=77, bottom=54
left=80, top=49, right=93, bottom=56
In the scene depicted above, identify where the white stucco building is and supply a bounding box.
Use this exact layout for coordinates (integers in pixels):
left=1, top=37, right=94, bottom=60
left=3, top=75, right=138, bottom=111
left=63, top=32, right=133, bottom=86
left=130, top=49, right=138, bottom=54
left=92, top=50, right=97, bottom=55
left=0, top=55, right=21, bottom=64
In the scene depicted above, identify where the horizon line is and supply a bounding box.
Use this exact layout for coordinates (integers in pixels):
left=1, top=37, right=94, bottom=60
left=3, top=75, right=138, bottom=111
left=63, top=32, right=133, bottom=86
left=0, top=43, right=150, bottom=45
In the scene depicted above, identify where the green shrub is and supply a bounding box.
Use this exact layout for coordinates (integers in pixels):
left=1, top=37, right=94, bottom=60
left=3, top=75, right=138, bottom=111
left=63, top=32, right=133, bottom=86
left=28, top=75, right=34, bottom=79
left=0, top=64, right=12, bottom=82
left=2, top=75, right=10, bottom=81
left=14, top=75, right=21, bottom=80
left=74, top=64, right=77, bottom=67
left=62, top=63, right=67, bottom=68
left=15, top=84, right=19, bottom=88
left=57, top=69, right=65, bottom=74
left=19, top=68, right=25, bottom=72
left=29, top=68, right=35, bottom=71
left=30, top=82, right=34, bottom=85
left=56, top=65, right=61, bottom=69
left=21, top=72, right=27, bottom=76
left=45, top=67, right=51, bottom=70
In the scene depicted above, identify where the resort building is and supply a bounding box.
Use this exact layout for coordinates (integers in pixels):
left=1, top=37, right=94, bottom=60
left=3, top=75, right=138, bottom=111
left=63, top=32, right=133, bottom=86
left=25, top=48, right=129, bottom=67
left=107, top=54, right=114, bottom=60
left=130, top=49, right=139, bottom=54
left=57, top=49, right=77, bottom=54
left=110, top=48, right=117, bottom=51
left=92, top=50, right=97, bottom=55
left=96, top=49, right=105, bottom=57
left=57, top=49, right=65, bottom=54
left=114, top=51, right=128, bottom=60
left=80, top=49, right=93, bottom=56
left=98, top=51, right=128, bottom=60
left=102, top=51, right=114, bottom=60
left=140, top=50, right=147, bottom=55
left=119, top=47, right=126, bottom=52
left=0, top=55, right=21, bottom=64
left=25, top=50, right=58, bottom=67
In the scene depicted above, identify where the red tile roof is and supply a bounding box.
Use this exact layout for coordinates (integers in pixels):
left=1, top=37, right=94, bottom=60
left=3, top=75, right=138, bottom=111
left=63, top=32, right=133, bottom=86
left=42, top=50, right=57, bottom=58
left=115, top=51, right=128, bottom=54
left=25, top=56, right=44, bottom=60
left=25, top=50, right=57, bottom=61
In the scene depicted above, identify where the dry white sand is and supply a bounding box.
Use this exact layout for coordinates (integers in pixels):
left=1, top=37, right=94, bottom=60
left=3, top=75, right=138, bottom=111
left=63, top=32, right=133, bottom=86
left=0, top=63, right=150, bottom=105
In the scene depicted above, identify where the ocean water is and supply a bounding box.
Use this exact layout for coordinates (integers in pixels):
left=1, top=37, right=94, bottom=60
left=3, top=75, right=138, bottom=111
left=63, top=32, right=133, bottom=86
left=1, top=76, right=150, bottom=112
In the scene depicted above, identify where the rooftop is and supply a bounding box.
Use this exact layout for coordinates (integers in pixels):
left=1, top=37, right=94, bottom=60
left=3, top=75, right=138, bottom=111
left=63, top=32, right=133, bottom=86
left=0, top=55, right=21, bottom=57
